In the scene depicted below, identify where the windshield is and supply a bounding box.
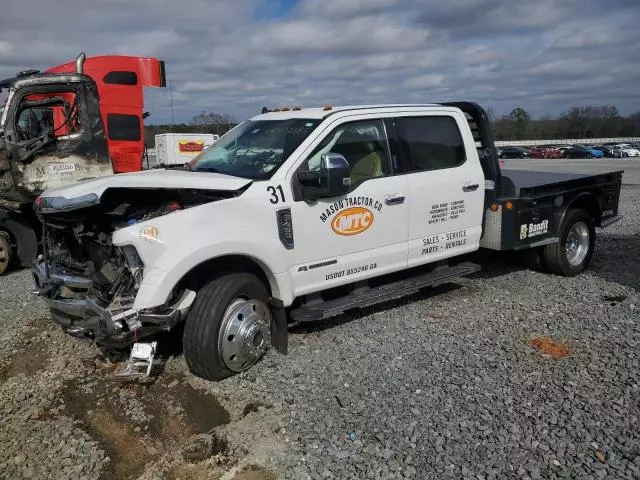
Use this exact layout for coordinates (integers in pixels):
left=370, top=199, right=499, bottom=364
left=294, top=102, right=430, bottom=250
left=188, top=118, right=321, bottom=179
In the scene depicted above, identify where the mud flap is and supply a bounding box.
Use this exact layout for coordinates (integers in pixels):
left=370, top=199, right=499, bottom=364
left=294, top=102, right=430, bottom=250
left=269, top=298, right=288, bottom=355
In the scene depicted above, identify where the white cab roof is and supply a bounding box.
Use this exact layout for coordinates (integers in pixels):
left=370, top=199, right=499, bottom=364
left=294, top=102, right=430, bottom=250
left=250, top=104, right=446, bottom=121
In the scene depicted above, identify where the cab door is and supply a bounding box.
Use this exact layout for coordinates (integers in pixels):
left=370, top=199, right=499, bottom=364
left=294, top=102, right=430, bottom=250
left=389, top=112, right=485, bottom=267
left=2, top=83, right=112, bottom=198
left=288, top=116, right=409, bottom=296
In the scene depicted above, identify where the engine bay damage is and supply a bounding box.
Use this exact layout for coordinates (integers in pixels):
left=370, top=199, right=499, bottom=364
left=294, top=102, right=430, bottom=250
left=33, top=187, right=233, bottom=346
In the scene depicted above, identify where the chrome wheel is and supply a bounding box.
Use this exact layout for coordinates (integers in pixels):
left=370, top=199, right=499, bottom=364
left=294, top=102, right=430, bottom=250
left=218, top=298, right=271, bottom=372
left=565, top=221, right=589, bottom=266
left=0, top=234, right=11, bottom=275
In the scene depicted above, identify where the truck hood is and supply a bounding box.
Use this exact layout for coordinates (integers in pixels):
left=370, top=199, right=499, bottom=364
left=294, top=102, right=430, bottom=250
left=38, top=169, right=253, bottom=201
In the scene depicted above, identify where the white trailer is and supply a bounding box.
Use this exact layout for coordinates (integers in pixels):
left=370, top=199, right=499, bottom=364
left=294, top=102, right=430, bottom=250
left=154, top=133, right=219, bottom=166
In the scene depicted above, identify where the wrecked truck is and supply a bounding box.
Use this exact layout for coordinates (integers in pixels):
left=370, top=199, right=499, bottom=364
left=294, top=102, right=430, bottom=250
left=0, top=52, right=166, bottom=274
left=32, top=102, right=622, bottom=381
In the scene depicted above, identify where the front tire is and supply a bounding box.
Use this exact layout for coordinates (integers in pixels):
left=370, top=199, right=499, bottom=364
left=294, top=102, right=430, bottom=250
left=183, top=273, right=272, bottom=381
left=542, top=209, right=595, bottom=276
left=0, top=234, right=13, bottom=276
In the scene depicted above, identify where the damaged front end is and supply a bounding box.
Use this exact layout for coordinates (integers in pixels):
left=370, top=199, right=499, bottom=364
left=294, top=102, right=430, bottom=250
left=32, top=187, right=229, bottom=347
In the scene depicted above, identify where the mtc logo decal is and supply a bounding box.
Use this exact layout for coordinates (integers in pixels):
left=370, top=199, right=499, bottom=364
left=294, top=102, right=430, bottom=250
left=331, top=207, right=374, bottom=236
left=140, top=226, right=160, bottom=243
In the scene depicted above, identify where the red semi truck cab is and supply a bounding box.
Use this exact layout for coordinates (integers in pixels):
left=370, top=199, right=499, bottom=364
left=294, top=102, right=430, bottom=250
left=0, top=52, right=166, bottom=274
left=47, top=54, right=166, bottom=172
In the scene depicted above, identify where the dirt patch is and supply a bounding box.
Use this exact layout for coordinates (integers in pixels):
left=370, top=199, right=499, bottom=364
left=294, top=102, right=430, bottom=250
left=0, top=317, right=53, bottom=379
left=167, top=462, right=219, bottom=480
left=62, top=376, right=230, bottom=480
left=529, top=336, right=572, bottom=359
left=0, top=340, right=49, bottom=379
left=84, top=410, right=150, bottom=479
left=232, top=465, right=278, bottom=480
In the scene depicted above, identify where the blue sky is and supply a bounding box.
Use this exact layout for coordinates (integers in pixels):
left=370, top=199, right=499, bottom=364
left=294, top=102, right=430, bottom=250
left=255, top=0, right=299, bottom=19
left=1, top=0, right=639, bottom=124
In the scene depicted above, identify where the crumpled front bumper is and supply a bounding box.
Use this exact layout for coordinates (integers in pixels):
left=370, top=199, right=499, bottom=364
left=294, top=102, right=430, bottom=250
left=32, top=259, right=195, bottom=347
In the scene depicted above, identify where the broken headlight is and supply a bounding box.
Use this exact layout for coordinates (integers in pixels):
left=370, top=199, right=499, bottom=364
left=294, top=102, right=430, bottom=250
left=120, top=244, right=144, bottom=286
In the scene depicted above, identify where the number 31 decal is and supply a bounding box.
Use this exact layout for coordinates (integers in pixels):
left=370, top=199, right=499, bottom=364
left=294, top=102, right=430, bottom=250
left=267, top=185, right=286, bottom=204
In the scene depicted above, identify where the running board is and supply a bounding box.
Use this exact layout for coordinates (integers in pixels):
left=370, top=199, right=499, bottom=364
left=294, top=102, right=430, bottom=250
left=291, top=261, right=480, bottom=323
left=600, top=215, right=623, bottom=229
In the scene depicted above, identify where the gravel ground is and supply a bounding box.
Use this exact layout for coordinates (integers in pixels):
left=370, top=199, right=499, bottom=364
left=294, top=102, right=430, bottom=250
left=0, top=158, right=639, bottom=480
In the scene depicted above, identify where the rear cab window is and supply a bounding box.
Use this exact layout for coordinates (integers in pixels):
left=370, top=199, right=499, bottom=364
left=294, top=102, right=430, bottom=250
left=393, top=116, right=467, bottom=173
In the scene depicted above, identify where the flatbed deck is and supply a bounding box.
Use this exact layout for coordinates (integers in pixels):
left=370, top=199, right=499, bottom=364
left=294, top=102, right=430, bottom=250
left=499, top=169, right=623, bottom=198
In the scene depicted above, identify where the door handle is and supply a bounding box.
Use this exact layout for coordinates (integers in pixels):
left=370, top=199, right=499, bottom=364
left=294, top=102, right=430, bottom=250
left=462, top=184, right=480, bottom=192
left=384, top=194, right=405, bottom=205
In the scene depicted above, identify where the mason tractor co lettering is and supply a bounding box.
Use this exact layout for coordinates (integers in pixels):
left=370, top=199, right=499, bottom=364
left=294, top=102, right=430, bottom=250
left=320, top=196, right=383, bottom=236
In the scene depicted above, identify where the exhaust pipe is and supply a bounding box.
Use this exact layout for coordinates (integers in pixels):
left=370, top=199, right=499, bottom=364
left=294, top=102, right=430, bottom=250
left=75, top=52, right=86, bottom=74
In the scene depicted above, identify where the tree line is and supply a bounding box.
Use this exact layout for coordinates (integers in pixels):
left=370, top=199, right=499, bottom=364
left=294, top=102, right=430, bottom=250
left=490, top=105, right=640, bottom=141
left=144, top=105, right=640, bottom=146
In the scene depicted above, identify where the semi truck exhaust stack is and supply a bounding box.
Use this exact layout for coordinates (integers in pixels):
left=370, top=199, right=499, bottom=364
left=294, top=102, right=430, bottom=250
left=75, top=52, right=86, bottom=74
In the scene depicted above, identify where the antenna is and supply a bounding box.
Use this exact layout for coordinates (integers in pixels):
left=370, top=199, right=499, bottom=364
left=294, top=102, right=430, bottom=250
left=169, top=80, right=175, bottom=134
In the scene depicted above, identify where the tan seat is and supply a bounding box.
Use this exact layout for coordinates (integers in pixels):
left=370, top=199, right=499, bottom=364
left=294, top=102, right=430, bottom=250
left=332, top=131, right=386, bottom=184
left=350, top=150, right=384, bottom=183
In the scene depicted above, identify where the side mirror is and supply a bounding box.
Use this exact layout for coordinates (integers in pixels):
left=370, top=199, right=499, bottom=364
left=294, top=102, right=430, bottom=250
left=297, top=152, right=351, bottom=200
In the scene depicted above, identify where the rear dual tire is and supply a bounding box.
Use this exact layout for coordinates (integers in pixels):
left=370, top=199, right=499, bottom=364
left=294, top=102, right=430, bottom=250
left=542, top=209, right=595, bottom=276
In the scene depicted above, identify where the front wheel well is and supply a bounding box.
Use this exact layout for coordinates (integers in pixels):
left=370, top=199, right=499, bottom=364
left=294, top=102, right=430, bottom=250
left=174, top=255, right=274, bottom=300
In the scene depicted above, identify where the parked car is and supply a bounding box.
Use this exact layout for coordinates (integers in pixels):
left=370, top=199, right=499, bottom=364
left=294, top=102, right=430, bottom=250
left=499, top=146, right=531, bottom=159
left=477, top=146, right=505, bottom=167
left=571, top=144, right=604, bottom=158
left=530, top=146, right=563, bottom=159
left=593, top=146, right=615, bottom=158
left=611, top=144, right=640, bottom=158
left=563, top=146, right=602, bottom=158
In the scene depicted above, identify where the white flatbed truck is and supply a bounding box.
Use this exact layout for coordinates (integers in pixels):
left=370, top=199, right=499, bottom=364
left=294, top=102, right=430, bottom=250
left=32, top=102, right=622, bottom=380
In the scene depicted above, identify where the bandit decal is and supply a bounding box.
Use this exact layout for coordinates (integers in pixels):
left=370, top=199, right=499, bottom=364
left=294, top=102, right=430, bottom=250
left=520, top=220, right=549, bottom=239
